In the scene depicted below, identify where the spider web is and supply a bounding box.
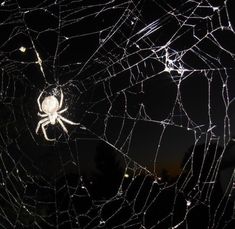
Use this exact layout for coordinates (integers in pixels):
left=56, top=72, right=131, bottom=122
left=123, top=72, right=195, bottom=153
left=0, top=0, right=235, bottom=228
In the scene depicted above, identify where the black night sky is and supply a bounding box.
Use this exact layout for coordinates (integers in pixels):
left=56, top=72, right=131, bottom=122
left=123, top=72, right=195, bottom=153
left=0, top=0, right=235, bottom=228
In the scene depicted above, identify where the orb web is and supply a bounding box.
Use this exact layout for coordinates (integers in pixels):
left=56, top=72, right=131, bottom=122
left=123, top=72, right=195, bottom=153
left=0, top=0, right=235, bottom=228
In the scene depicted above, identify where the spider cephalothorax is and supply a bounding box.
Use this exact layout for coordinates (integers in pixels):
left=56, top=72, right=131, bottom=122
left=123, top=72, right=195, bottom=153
left=36, top=89, right=79, bottom=141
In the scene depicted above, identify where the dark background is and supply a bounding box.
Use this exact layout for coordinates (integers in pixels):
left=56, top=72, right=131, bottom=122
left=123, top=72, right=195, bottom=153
left=0, top=0, right=235, bottom=228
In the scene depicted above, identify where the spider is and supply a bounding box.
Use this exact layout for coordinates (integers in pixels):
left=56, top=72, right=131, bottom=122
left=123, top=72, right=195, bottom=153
left=36, top=89, right=79, bottom=141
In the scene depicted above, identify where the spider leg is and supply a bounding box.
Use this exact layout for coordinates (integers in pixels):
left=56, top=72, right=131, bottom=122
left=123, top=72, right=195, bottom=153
left=57, top=118, right=68, bottom=133
left=59, top=88, right=64, bottom=109
left=59, top=115, right=80, bottom=126
left=37, top=91, right=44, bottom=112
left=38, top=112, right=47, bottom=117
left=36, top=118, right=49, bottom=134
left=42, top=121, right=56, bottom=141
left=58, top=107, right=68, bottom=114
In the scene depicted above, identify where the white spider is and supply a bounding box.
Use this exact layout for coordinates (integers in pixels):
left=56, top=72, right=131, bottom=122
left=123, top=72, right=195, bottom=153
left=36, top=89, right=79, bottom=141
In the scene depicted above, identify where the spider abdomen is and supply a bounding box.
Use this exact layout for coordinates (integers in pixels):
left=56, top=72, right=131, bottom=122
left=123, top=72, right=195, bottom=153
left=42, top=96, right=59, bottom=114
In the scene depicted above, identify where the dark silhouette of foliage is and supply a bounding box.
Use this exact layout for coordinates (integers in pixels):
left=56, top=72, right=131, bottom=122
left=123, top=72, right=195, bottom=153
left=86, top=141, right=125, bottom=200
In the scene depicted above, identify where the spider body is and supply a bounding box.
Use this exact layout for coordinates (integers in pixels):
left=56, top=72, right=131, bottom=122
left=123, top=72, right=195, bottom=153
left=41, top=96, right=59, bottom=124
left=36, top=89, right=79, bottom=141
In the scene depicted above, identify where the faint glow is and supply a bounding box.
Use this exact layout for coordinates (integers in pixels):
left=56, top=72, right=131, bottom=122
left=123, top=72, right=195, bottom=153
left=186, top=200, right=191, bottom=207
left=99, top=220, right=105, bottom=225
left=19, top=46, right=26, bottom=53
left=117, top=190, right=123, bottom=196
